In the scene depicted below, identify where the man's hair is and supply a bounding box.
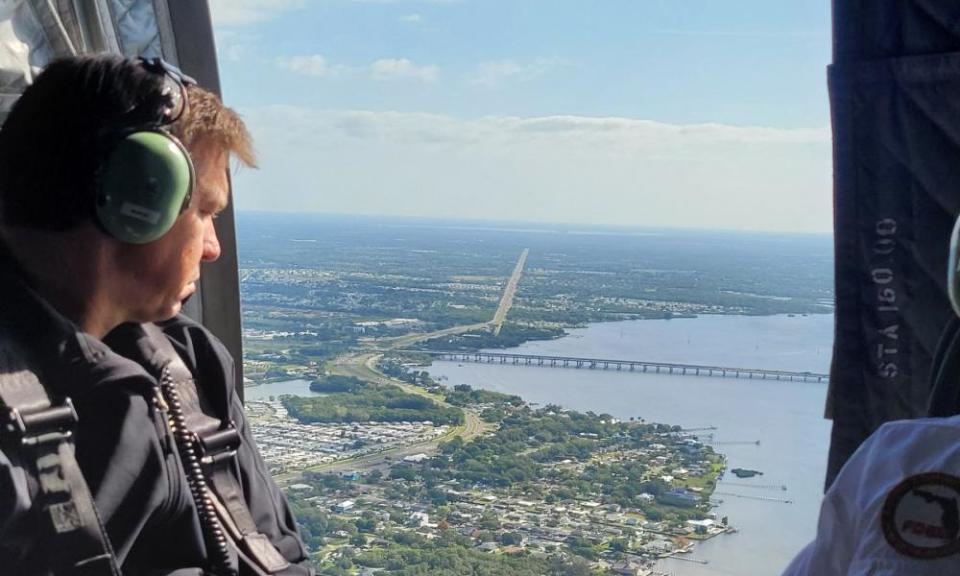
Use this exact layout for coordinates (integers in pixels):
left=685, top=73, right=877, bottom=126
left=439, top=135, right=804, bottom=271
left=0, top=54, right=254, bottom=231
left=170, top=85, right=256, bottom=169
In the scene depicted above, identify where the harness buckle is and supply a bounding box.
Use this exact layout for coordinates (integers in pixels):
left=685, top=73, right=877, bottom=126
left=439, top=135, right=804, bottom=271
left=197, top=422, right=241, bottom=466
left=0, top=397, right=78, bottom=444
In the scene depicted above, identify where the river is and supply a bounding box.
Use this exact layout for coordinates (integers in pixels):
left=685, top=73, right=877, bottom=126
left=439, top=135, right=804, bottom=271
left=425, top=314, right=833, bottom=576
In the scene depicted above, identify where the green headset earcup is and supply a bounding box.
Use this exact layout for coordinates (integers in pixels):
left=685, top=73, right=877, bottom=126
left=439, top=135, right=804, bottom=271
left=96, top=131, right=194, bottom=244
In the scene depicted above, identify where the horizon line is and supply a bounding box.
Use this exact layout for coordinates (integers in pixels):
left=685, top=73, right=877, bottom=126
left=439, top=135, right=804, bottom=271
left=233, top=209, right=834, bottom=238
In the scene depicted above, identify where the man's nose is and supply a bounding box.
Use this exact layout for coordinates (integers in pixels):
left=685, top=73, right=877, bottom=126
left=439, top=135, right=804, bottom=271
left=202, top=219, right=221, bottom=262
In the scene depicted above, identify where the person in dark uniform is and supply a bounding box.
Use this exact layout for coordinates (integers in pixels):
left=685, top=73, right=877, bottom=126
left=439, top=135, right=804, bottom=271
left=0, top=55, right=311, bottom=574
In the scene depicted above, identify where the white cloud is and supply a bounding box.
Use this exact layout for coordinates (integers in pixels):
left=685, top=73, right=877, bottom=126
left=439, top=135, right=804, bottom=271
left=209, top=0, right=305, bottom=27
left=278, top=55, right=338, bottom=77
left=371, top=59, right=439, bottom=82
left=233, top=107, right=832, bottom=233
left=468, top=58, right=571, bottom=88
left=250, top=108, right=827, bottom=147
left=274, top=55, right=438, bottom=82
left=400, top=13, right=423, bottom=23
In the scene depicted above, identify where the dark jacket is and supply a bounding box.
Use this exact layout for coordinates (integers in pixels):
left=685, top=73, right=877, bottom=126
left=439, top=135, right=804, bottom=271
left=158, top=315, right=312, bottom=573
left=0, top=258, right=311, bottom=575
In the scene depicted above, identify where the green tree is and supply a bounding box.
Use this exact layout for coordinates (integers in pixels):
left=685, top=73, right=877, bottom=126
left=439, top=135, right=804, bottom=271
left=479, top=512, right=500, bottom=531
left=609, top=538, right=630, bottom=553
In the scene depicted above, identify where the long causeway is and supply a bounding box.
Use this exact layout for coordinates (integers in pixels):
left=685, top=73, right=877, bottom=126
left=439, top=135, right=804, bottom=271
left=409, top=350, right=828, bottom=383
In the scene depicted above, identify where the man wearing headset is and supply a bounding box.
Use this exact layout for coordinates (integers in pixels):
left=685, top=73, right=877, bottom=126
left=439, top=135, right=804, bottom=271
left=781, top=221, right=960, bottom=574
left=0, top=55, right=311, bottom=574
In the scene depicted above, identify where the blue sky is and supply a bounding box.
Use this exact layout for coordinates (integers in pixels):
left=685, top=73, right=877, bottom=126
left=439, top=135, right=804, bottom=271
left=209, top=0, right=833, bottom=233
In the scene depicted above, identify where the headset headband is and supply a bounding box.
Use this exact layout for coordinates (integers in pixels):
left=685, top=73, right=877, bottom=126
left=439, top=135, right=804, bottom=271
left=138, top=58, right=196, bottom=126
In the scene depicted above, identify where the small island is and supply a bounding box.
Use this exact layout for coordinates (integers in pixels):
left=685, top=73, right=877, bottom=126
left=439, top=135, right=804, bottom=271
left=731, top=468, right=763, bottom=479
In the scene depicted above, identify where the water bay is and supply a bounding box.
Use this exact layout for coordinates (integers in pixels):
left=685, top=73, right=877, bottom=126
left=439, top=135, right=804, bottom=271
left=426, top=314, right=833, bottom=576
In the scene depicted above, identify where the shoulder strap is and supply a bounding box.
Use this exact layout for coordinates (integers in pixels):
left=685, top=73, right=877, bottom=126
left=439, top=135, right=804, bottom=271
left=0, top=348, right=120, bottom=575
left=141, top=324, right=290, bottom=576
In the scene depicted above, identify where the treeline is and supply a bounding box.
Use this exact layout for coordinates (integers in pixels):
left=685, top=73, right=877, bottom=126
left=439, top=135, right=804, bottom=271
left=378, top=360, right=436, bottom=388
left=444, top=384, right=524, bottom=408
left=309, top=375, right=365, bottom=393
left=415, top=323, right=565, bottom=352
left=283, top=378, right=463, bottom=426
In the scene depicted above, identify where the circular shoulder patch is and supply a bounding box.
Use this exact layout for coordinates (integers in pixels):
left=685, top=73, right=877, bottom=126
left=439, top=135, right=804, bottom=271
left=882, top=472, right=960, bottom=559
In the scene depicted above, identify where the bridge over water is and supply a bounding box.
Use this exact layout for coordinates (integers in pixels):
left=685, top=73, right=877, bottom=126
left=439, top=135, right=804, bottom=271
left=410, top=350, right=829, bottom=383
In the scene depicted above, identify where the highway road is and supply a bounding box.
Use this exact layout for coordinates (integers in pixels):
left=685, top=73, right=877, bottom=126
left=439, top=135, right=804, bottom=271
left=491, top=248, right=529, bottom=336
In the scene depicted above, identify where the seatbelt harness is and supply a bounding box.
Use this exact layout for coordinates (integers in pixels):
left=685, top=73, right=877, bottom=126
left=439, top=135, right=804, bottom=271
left=0, top=363, right=121, bottom=575
left=141, top=324, right=290, bottom=575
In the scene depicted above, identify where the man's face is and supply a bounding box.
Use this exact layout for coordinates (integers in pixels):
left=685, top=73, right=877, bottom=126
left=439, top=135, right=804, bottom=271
left=115, top=140, right=229, bottom=322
